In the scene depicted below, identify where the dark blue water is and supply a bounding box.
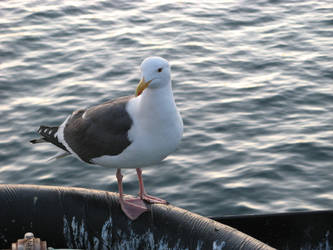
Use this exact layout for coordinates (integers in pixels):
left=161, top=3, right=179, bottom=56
left=1, top=0, right=333, bottom=217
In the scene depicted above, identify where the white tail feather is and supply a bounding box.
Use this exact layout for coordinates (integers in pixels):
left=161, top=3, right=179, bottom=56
left=47, top=151, right=71, bottom=162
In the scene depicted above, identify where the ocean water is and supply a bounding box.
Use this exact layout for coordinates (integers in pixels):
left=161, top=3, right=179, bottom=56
left=0, top=0, right=332, bottom=217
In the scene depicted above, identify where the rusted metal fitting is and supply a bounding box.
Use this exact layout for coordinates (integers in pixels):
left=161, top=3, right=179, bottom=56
left=11, top=232, right=47, bottom=250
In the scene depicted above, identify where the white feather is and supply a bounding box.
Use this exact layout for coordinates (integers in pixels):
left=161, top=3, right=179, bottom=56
left=47, top=151, right=71, bottom=162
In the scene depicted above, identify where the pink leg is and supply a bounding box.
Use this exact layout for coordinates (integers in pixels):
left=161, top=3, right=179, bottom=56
left=116, top=168, right=148, bottom=220
left=116, top=169, right=124, bottom=197
left=136, top=168, right=168, bottom=204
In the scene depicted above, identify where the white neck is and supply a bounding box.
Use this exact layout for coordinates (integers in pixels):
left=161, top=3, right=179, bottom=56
left=132, top=82, right=179, bottom=128
left=140, top=83, right=174, bottom=109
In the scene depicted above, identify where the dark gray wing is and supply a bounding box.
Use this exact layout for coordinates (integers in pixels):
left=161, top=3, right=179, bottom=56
left=64, top=95, right=134, bottom=163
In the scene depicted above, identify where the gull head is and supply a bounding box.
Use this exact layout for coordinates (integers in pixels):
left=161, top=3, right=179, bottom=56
left=135, top=57, right=171, bottom=97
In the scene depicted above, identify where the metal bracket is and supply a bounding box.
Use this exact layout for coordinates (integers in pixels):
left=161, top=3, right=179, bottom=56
left=11, top=233, right=47, bottom=250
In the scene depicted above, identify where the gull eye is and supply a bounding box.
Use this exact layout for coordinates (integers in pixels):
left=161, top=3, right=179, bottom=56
left=157, top=68, right=163, bottom=72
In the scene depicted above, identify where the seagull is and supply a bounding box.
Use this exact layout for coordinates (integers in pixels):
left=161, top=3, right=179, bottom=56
left=30, top=57, right=183, bottom=220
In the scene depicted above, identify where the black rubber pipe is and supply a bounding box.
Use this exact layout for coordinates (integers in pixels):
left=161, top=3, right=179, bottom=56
left=212, top=210, right=333, bottom=250
left=0, top=184, right=274, bottom=249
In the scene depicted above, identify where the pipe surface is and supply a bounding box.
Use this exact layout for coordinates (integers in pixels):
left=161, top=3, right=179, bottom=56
left=0, top=184, right=274, bottom=249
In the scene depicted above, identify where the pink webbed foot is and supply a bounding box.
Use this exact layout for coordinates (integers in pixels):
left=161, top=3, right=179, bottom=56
left=116, top=168, right=148, bottom=220
left=119, top=196, right=148, bottom=220
left=140, top=193, right=168, bottom=204
left=136, top=168, right=169, bottom=205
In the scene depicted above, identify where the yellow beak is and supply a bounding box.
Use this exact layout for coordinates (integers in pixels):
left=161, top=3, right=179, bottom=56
left=135, top=77, right=152, bottom=97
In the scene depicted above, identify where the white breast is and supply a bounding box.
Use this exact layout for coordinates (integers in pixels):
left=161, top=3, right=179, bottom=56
left=91, top=86, right=183, bottom=169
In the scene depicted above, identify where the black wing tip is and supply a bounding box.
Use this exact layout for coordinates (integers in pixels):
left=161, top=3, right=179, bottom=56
left=30, top=138, right=46, bottom=144
left=38, top=125, right=49, bottom=133
left=35, top=125, right=69, bottom=152
left=37, top=126, right=58, bottom=136
left=30, top=139, right=37, bottom=144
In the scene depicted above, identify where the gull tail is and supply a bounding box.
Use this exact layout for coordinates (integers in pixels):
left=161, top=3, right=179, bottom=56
left=47, top=151, right=71, bottom=162
left=31, top=125, right=71, bottom=161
